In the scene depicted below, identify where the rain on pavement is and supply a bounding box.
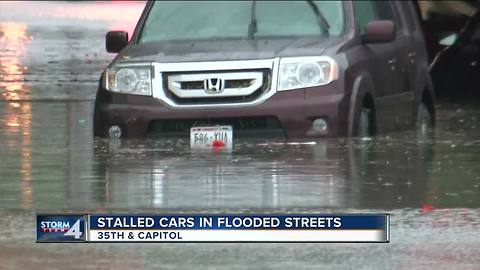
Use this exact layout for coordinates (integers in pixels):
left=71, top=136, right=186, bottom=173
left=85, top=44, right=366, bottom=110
left=0, top=1, right=479, bottom=269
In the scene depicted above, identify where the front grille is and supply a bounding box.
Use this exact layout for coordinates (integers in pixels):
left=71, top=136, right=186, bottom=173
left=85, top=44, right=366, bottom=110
left=147, top=116, right=285, bottom=138
left=163, top=69, right=272, bottom=105
left=179, top=78, right=257, bottom=91
left=181, top=81, right=203, bottom=89
left=225, top=79, right=254, bottom=88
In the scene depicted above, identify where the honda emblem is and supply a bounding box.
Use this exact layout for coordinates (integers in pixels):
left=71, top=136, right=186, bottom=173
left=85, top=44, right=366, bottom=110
left=204, top=78, right=225, bottom=94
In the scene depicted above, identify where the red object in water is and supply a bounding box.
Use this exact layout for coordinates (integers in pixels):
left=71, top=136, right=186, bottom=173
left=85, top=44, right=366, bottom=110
left=212, top=140, right=225, bottom=148
left=422, top=203, right=435, bottom=212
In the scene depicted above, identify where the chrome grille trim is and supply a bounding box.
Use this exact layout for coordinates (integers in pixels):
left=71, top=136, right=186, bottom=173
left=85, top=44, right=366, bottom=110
left=167, top=72, right=263, bottom=98
left=151, top=58, right=279, bottom=108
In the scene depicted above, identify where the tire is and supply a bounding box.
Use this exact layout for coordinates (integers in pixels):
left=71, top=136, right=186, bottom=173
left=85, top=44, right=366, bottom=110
left=416, top=101, right=434, bottom=138
left=93, top=102, right=105, bottom=138
left=358, top=107, right=371, bottom=138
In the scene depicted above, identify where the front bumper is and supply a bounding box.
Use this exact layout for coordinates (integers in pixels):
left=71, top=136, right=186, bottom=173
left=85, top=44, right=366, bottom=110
left=94, top=83, right=348, bottom=138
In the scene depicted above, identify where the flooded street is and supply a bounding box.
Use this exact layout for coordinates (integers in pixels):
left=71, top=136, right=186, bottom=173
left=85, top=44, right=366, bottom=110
left=1, top=1, right=480, bottom=269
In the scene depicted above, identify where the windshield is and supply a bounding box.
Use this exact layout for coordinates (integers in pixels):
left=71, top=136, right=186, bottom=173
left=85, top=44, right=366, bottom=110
left=138, top=0, right=344, bottom=43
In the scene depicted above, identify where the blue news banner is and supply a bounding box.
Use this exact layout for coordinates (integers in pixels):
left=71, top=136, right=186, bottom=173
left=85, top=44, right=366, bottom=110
left=37, top=214, right=389, bottom=243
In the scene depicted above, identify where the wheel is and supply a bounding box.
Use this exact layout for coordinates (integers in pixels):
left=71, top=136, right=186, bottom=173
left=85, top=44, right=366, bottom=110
left=416, top=101, right=433, bottom=138
left=358, top=107, right=371, bottom=138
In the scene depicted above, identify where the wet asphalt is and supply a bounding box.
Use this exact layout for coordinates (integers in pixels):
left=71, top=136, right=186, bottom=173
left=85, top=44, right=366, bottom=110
left=1, top=1, right=480, bottom=269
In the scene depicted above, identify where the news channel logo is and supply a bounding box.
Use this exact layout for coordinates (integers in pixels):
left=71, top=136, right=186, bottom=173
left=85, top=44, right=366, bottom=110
left=36, top=215, right=87, bottom=242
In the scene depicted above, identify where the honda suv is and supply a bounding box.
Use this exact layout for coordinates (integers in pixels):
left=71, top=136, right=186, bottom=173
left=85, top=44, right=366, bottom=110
left=94, top=0, right=435, bottom=139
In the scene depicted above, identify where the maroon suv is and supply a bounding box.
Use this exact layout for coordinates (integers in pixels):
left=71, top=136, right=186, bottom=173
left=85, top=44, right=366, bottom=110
left=94, top=0, right=435, bottom=138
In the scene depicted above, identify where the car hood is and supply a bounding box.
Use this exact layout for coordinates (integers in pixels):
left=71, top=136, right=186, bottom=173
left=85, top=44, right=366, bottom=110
left=116, top=37, right=343, bottom=63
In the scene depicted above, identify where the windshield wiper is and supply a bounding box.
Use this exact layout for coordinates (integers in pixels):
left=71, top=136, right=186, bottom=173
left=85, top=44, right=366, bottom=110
left=306, top=0, right=330, bottom=35
left=248, top=0, right=257, bottom=39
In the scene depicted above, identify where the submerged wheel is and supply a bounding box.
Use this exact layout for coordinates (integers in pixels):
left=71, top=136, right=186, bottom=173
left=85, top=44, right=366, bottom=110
left=358, top=107, right=371, bottom=138
left=416, top=102, right=433, bottom=137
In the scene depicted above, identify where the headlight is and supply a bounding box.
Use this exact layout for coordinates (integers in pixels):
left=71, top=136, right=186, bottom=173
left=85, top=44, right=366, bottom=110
left=277, top=56, right=338, bottom=91
left=105, top=64, right=152, bottom=96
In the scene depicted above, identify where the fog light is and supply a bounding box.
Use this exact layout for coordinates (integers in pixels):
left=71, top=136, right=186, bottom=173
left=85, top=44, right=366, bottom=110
left=312, top=118, right=328, bottom=132
left=108, top=125, right=122, bottom=138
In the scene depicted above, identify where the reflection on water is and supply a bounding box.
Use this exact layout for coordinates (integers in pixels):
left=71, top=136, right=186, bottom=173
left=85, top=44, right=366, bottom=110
left=1, top=101, right=479, bottom=212
left=0, top=22, right=33, bottom=209
left=20, top=103, right=32, bottom=209
left=86, top=135, right=434, bottom=210
left=0, top=22, right=31, bottom=100
left=2, top=102, right=32, bottom=209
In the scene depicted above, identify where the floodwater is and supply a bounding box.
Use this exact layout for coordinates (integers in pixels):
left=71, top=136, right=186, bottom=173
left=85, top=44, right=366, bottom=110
left=1, top=1, right=480, bottom=269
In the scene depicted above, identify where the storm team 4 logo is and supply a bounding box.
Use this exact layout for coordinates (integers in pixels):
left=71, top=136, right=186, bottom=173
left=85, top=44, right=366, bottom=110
left=37, top=215, right=86, bottom=242
left=40, top=220, right=82, bottom=238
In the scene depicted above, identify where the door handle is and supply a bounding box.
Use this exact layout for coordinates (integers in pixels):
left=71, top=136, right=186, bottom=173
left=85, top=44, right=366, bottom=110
left=388, top=59, right=397, bottom=70
left=408, top=52, right=416, bottom=64
left=388, top=59, right=397, bottom=64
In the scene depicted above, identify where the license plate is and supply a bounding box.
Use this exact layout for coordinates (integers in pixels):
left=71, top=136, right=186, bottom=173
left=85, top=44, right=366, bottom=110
left=190, top=126, right=233, bottom=149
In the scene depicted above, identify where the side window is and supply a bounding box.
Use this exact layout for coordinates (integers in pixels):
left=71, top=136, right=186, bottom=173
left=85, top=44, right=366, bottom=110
left=376, top=1, right=398, bottom=23
left=353, top=0, right=398, bottom=34
left=353, top=1, right=377, bottom=34
left=401, top=1, right=417, bottom=32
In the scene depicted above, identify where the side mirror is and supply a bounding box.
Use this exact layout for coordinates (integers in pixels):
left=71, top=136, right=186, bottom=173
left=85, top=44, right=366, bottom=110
left=106, top=31, right=129, bottom=53
left=364, top=20, right=395, bottom=43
